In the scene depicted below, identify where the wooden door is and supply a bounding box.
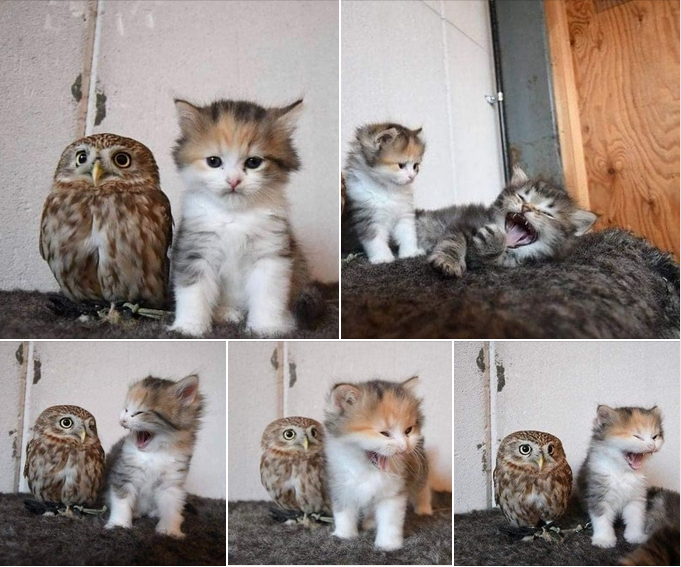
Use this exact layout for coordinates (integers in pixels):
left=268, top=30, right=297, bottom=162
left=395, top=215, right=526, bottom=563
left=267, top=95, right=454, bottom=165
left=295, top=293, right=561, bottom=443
left=547, top=0, right=680, bottom=259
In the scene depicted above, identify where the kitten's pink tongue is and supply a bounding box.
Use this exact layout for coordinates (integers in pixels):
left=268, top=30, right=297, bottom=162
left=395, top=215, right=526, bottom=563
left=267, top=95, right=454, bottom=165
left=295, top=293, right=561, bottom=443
left=505, top=224, right=528, bottom=247
left=625, top=452, right=645, bottom=470
left=368, top=451, right=388, bottom=471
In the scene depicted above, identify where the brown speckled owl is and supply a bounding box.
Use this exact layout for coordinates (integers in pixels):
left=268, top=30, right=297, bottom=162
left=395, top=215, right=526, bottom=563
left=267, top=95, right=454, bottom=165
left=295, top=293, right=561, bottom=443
left=493, top=430, right=572, bottom=527
left=24, top=405, right=105, bottom=506
left=260, top=417, right=329, bottom=513
left=40, top=133, right=173, bottom=308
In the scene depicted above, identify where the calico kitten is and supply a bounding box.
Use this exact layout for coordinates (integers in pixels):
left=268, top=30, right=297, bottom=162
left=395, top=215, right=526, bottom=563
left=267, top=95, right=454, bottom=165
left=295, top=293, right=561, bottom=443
left=418, top=166, right=597, bottom=277
left=323, top=376, right=432, bottom=551
left=105, top=374, right=204, bottom=538
left=342, top=123, right=426, bottom=263
left=170, top=98, right=310, bottom=336
left=577, top=405, right=664, bottom=548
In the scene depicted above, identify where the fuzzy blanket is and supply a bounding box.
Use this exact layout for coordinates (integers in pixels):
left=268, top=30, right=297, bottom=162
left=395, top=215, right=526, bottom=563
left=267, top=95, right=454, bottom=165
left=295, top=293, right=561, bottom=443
left=0, top=285, right=338, bottom=339
left=341, top=229, right=679, bottom=338
left=0, top=493, right=225, bottom=566
left=228, top=492, right=452, bottom=565
left=454, top=494, right=662, bottom=566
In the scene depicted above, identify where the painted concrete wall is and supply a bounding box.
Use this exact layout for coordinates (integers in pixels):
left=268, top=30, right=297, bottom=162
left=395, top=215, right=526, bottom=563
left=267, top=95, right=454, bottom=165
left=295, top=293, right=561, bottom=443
left=0, top=342, right=24, bottom=493
left=0, top=0, right=339, bottom=293
left=454, top=341, right=681, bottom=513
left=0, top=341, right=226, bottom=499
left=341, top=0, right=504, bottom=211
left=228, top=341, right=453, bottom=501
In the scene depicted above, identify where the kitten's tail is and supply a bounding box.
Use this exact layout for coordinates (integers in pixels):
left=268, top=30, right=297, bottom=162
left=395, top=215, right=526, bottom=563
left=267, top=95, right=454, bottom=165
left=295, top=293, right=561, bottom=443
left=293, top=282, right=332, bottom=328
left=620, top=522, right=680, bottom=566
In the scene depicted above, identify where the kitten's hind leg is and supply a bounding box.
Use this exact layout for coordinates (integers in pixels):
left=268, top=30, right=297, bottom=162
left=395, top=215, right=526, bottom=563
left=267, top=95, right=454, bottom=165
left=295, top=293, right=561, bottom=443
left=246, top=256, right=295, bottom=335
left=428, top=232, right=467, bottom=277
left=393, top=217, right=425, bottom=259
left=622, top=498, right=648, bottom=544
left=104, top=490, right=134, bottom=530
left=332, top=506, right=359, bottom=540
left=375, top=495, right=407, bottom=551
left=154, top=486, right=186, bottom=539
left=413, top=481, right=433, bottom=516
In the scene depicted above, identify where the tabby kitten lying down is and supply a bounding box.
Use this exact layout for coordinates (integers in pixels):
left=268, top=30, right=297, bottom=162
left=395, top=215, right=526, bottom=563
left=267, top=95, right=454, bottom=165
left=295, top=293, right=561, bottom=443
left=419, top=166, right=598, bottom=277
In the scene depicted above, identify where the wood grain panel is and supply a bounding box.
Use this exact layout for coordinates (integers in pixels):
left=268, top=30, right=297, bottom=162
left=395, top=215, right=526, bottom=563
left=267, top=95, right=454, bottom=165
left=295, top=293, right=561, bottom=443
left=565, top=0, right=680, bottom=259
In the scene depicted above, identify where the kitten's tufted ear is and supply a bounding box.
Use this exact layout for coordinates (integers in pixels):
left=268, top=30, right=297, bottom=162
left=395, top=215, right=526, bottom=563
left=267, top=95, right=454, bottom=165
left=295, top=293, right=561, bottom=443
left=510, top=165, right=529, bottom=187
left=373, top=127, right=399, bottom=149
left=572, top=209, right=597, bottom=236
left=330, top=383, right=361, bottom=414
left=271, top=99, right=303, bottom=124
left=411, top=127, right=423, bottom=136
left=596, top=404, right=616, bottom=425
left=175, top=374, right=200, bottom=405
left=174, top=99, right=203, bottom=133
left=401, top=375, right=419, bottom=391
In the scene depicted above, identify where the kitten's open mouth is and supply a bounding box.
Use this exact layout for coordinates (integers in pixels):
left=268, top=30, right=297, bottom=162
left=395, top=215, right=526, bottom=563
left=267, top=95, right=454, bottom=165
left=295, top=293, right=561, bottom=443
left=367, top=451, right=389, bottom=471
left=135, top=431, right=153, bottom=449
left=624, top=451, right=652, bottom=470
left=505, top=213, right=538, bottom=248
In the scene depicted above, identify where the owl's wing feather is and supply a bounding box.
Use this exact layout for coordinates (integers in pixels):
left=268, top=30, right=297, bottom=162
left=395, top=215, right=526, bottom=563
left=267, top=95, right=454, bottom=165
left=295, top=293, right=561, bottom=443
left=23, top=439, right=33, bottom=478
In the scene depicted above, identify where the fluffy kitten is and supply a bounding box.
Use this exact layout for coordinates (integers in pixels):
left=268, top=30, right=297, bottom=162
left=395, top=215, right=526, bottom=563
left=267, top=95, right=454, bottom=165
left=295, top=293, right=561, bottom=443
left=577, top=405, right=664, bottom=548
left=418, top=166, right=597, bottom=277
left=105, top=374, right=204, bottom=538
left=170, top=98, right=310, bottom=336
left=323, top=376, right=432, bottom=551
left=342, top=123, right=426, bottom=263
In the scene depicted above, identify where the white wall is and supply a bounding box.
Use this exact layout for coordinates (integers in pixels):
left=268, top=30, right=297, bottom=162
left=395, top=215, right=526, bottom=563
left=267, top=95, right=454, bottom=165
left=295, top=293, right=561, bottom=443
left=1, top=341, right=226, bottom=499
left=454, top=341, right=681, bottom=513
left=0, top=0, right=339, bottom=293
left=0, top=342, right=24, bottom=493
left=341, top=0, right=504, bottom=211
left=228, top=341, right=453, bottom=501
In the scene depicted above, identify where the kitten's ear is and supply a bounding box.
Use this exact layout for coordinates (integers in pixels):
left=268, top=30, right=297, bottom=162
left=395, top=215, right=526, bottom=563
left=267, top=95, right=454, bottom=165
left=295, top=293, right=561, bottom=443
left=330, top=383, right=361, bottom=414
left=175, top=374, right=200, bottom=405
left=271, top=98, right=304, bottom=124
left=572, top=209, right=597, bottom=236
left=401, top=375, right=419, bottom=391
left=373, top=128, right=399, bottom=149
left=174, top=99, right=202, bottom=133
left=510, top=165, right=529, bottom=187
left=596, top=404, right=616, bottom=424
left=411, top=127, right=423, bottom=136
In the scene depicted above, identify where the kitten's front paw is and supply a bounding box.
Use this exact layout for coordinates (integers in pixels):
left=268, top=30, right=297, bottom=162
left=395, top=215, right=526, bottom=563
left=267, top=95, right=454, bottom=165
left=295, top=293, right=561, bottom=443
left=375, top=534, right=403, bottom=551
left=414, top=503, right=433, bottom=516
left=333, top=527, right=359, bottom=540
left=156, top=525, right=186, bottom=539
left=368, top=251, right=395, bottom=264
left=624, top=529, right=647, bottom=544
left=428, top=251, right=466, bottom=278
left=169, top=320, right=210, bottom=337
left=591, top=533, right=617, bottom=548
left=215, top=305, right=245, bottom=325
left=247, top=316, right=295, bottom=337
left=398, top=247, right=425, bottom=259
left=473, top=224, right=506, bottom=257
left=104, top=519, right=131, bottom=530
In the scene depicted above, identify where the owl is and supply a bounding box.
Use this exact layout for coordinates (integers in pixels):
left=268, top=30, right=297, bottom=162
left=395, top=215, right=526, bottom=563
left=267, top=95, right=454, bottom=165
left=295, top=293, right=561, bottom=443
left=260, top=417, right=329, bottom=514
left=24, top=405, right=105, bottom=506
left=493, top=430, right=572, bottom=527
left=40, top=133, right=173, bottom=308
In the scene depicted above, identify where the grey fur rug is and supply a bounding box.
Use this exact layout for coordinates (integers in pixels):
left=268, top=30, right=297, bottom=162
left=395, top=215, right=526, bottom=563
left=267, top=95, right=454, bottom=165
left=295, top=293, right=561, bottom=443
left=455, top=495, right=640, bottom=566
left=228, top=492, right=452, bottom=565
left=0, top=284, right=338, bottom=339
left=0, top=492, right=225, bottom=566
left=341, top=229, right=679, bottom=339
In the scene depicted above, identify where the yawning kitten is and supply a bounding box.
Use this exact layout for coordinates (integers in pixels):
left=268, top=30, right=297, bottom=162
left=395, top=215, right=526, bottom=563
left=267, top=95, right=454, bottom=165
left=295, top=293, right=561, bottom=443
left=105, top=374, right=204, bottom=538
left=418, top=166, right=597, bottom=277
left=342, top=123, right=426, bottom=263
left=323, top=376, right=432, bottom=551
left=170, top=98, right=311, bottom=336
left=578, top=405, right=664, bottom=548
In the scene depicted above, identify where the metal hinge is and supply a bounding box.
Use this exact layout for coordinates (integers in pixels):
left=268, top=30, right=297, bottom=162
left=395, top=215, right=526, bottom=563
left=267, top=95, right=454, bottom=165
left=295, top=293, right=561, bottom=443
left=485, top=91, right=504, bottom=105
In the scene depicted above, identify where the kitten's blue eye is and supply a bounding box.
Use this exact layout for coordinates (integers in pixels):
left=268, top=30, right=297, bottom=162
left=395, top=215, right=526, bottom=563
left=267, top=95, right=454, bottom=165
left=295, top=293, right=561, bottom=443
left=398, top=163, right=406, bottom=169
left=380, top=431, right=390, bottom=437
left=245, top=157, right=263, bottom=169
left=405, top=426, right=413, bottom=435
left=76, top=151, right=88, bottom=165
left=206, top=156, right=222, bottom=168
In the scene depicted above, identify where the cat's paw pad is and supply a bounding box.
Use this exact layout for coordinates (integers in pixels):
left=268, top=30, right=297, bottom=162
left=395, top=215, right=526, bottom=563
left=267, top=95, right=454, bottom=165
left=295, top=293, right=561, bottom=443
left=375, top=535, right=403, bottom=551
left=169, top=321, right=210, bottom=337
left=473, top=224, right=506, bottom=255
left=624, top=530, right=647, bottom=544
left=156, top=525, right=186, bottom=539
left=369, top=252, right=395, bottom=264
left=591, top=533, right=617, bottom=548
left=398, top=247, right=426, bottom=259
left=428, top=251, right=465, bottom=278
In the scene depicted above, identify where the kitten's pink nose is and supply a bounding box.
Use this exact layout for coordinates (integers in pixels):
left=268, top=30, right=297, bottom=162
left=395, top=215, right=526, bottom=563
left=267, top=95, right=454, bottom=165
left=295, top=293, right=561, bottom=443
left=228, top=177, right=242, bottom=190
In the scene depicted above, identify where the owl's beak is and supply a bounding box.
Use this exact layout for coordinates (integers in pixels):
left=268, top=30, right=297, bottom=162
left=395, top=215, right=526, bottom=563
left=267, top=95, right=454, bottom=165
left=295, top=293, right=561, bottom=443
left=79, top=429, right=86, bottom=443
left=91, top=160, right=104, bottom=186
left=537, top=454, right=544, bottom=471
left=303, top=436, right=309, bottom=451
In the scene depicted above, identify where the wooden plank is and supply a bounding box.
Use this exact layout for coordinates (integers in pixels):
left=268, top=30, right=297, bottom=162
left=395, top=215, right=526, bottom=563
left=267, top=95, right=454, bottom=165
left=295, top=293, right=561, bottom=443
left=565, top=0, right=680, bottom=259
left=545, top=0, right=591, bottom=207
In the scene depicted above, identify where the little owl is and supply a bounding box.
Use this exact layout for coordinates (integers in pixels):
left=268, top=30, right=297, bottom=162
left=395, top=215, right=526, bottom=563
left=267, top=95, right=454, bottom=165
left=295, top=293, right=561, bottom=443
left=260, top=416, right=329, bottom=514
left=24, top=405, right=105, bottom=506
left=40, top=133, right=173, bottom=308
left=493, top=430, right=572, bottom=527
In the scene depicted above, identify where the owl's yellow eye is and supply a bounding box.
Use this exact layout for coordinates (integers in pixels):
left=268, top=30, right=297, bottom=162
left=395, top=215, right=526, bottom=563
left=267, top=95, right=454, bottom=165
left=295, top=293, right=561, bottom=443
left=283, top=429, right=296, bottom=441
left=113, top=152, right=131, bottom=168
left=60, top=418, right=73, bottom=429
left=76, top=151, right=88, bottom=165
left=519, top=444, right=531, bottom=455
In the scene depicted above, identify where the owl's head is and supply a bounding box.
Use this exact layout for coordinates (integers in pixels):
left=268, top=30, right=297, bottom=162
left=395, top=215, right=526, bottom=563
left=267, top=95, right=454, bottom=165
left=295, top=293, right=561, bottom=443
left=54, top=133, right=159, bottom=189
left=172, top=98, right=302, bottom=206
left=33, top=405, right=99, bottom=445
left=498, top=430, right=566, bottom=473
left=261, top=417, right=324, bottom=456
